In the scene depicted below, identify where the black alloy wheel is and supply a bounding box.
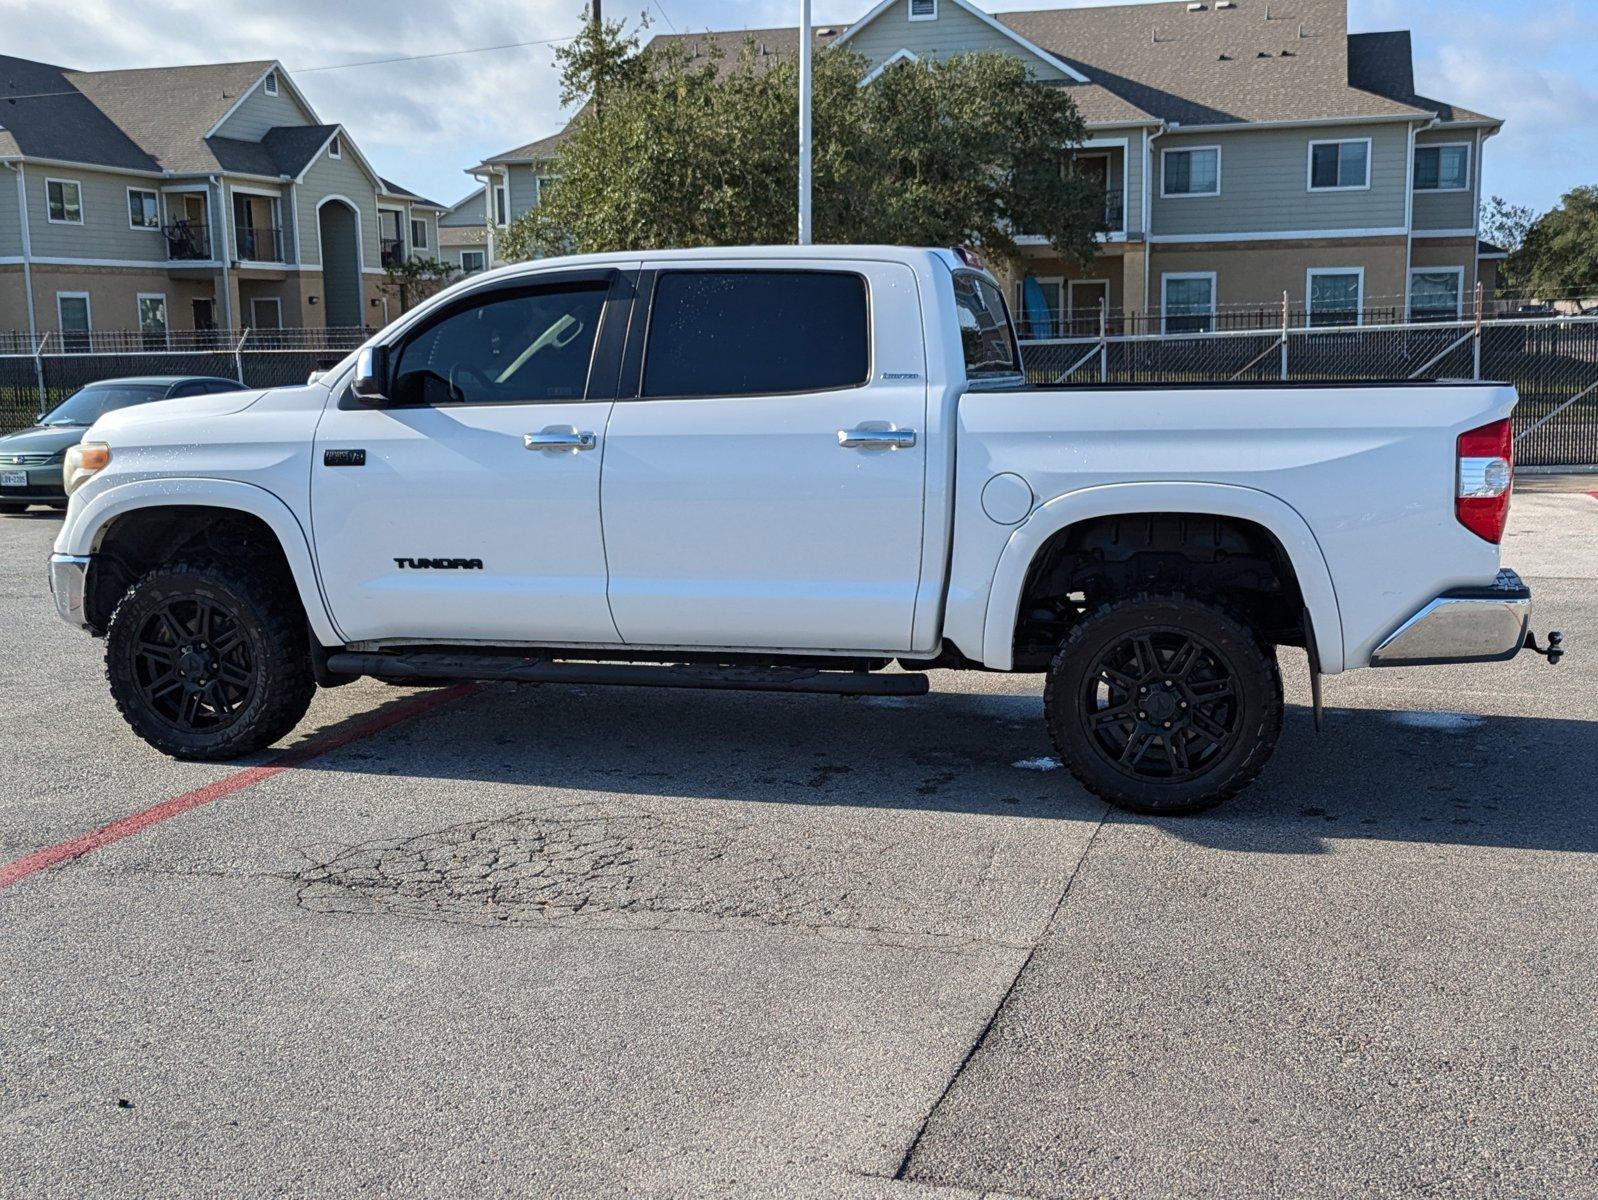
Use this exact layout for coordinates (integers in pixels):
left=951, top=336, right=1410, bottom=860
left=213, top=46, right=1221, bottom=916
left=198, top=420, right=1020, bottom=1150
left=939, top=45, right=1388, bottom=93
left=1045, top=594, right=1282, bottom=815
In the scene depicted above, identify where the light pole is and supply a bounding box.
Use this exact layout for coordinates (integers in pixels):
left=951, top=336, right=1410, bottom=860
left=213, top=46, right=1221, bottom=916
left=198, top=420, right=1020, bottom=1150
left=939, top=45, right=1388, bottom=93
left=798, top=0, right=813, bottom=245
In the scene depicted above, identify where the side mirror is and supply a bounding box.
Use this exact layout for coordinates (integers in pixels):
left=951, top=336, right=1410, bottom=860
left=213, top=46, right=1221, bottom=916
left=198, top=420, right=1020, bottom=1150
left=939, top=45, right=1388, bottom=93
left=351, top=345, right=390, bottom=404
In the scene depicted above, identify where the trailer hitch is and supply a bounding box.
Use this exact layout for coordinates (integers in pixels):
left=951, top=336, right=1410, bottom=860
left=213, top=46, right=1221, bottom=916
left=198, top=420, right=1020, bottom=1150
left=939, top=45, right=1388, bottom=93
left=1523, top=630, right=1565, bottom=665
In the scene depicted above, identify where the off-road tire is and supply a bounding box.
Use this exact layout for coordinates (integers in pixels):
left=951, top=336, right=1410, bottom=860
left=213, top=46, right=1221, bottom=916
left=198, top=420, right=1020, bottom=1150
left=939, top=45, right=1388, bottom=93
left=1044, top=593, right=1282, bottom=816
left=105, top=559, right=316, bottom=760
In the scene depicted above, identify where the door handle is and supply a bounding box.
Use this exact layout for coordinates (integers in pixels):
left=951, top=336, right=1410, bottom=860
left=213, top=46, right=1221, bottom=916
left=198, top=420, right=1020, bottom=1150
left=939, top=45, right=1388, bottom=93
left=838, top=427, right=916, bottom=450
left=524, top=429, right=597, bottom=452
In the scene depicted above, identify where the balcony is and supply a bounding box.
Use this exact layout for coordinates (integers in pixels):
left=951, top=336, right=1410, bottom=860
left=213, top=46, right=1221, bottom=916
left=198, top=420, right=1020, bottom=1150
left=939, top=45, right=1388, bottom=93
left=1102, top=189, right=1125, bottom=234
left=164, top=222, right=212, bottom=262
left=235, top=225, right=284, bottom=264
left=380, top=237, right=405, bottom=268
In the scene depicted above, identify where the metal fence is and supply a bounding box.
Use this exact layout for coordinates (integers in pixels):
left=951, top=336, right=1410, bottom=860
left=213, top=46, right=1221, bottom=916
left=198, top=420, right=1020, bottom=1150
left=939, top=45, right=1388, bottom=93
left=1020, top=314, right=1598, bottom=468
left=0, top=328, right=367, bottom=432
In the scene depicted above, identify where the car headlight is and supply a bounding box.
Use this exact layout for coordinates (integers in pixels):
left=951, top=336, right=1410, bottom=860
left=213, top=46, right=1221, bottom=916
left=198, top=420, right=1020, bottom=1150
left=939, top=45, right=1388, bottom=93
left=63, top=441, right=110, bottom=496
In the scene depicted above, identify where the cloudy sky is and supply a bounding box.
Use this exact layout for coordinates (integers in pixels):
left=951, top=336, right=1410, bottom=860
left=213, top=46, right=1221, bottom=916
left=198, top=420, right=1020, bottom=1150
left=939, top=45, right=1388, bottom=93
left=1, top=0, right=1590, bottom=215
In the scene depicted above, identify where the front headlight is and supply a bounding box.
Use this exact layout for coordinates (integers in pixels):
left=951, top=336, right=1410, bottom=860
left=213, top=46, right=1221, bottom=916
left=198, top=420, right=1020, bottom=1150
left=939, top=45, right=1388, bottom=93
left=63, top=441, right=110, bottom=496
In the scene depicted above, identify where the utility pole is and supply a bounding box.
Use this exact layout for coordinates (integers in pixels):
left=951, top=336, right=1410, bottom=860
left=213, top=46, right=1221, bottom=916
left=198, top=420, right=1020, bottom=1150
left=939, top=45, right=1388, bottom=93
left=798, top=0, right=813, bottom=245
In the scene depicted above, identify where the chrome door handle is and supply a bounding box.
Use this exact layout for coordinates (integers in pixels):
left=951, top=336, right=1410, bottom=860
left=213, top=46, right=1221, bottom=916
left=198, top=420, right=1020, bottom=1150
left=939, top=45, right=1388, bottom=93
left=838, top=427, right=916, bottom=450
left=524, top=429, right=597, bottom=452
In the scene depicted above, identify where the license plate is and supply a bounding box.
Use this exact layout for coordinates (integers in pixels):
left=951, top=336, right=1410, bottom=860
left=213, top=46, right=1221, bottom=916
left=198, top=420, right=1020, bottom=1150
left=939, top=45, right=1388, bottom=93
left=0, top=472, right=26, bottom=489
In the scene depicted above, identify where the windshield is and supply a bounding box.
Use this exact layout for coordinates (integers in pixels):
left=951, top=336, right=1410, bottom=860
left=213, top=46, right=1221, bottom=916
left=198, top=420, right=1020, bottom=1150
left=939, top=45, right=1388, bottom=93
left=42, top=385, right=169, bottom=426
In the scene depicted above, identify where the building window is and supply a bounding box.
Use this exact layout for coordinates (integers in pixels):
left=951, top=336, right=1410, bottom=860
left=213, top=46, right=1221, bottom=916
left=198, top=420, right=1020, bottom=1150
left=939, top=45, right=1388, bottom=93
left=46, top=178, right=83, bottom=224
left=410, top=218, right=428, bottom=250
left=1014, top=276, right=1064, bottom=340
left=56, top=293, right=91, bottom=350
left=1409, top=268, right=1464, bottom=322
left=1306, top=268, right=1364, bottom=327
left=264, top=70, right=279, bottom=96
left=494, top=185, right=508, bottom=225
left=535, top=175, right=557, bottom=206
left=251, top=297, right=283, bottom=330
left=137, top=294, right=168, bottom=349
left=1414, top=144, right=1470, bottom=192
left=1162, top=273, right=1216, bottom=334
left=909, top=0, right=937, bottom=19
left=460, top=249, right=487, bottom=274
left=1308, top=138, right=1371, bottom=191
left=328, top=135, right=341, bottom=159
left=127, top=188, right=160, bottom=230
left=1161, top=147, right=1220, bottom=197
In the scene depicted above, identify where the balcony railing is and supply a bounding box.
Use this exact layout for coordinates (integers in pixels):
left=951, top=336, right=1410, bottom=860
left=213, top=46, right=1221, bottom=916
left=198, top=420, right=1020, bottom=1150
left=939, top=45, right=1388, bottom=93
left=380, top=237, right=404, bottom=268
left=1102, top=189, right=1125, bottom=234
left=164, top=222, right=212, bottom=262
left=235, top=225, right=284, bottom=263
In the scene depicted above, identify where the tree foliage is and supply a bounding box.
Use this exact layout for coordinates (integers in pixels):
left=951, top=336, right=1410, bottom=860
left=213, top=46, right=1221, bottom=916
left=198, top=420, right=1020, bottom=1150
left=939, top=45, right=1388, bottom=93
left=378, top=255, right=460, bottom=314
left=502, top=15, right=1104, bottom=267
left=1502, top=186, right=1598, bottom=308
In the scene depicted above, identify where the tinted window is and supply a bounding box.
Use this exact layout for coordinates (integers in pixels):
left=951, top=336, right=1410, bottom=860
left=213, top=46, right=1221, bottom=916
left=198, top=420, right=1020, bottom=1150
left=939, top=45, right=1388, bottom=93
left=170, top=380, right=242, bottom=398
left=41, top=385, right=168, bottom=426
left=953, top=273, right=1020, bottom=377
left=392, top=284, right=608, bottom=406
left=642, top=271, right=869, bottom=399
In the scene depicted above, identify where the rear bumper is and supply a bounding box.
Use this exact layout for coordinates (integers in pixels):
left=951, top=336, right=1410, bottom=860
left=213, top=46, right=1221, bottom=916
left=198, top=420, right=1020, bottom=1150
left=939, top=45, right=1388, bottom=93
left=49, top=553, right=91, bottom=630
left=1369, top=568, right=1530, bottom=667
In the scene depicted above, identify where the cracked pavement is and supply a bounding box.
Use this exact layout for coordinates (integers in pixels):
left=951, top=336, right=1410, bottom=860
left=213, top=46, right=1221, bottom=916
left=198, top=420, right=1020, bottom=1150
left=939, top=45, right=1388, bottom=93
left=1, top=490, right=1595, bottom=1199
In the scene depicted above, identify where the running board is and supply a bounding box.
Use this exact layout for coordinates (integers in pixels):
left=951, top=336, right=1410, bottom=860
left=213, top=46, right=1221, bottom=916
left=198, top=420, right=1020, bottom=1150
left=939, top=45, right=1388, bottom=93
left=324, top=652, right=931, bottom=697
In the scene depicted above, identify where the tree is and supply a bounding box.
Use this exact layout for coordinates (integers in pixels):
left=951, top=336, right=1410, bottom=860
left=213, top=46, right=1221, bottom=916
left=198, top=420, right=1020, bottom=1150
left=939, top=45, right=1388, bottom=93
left=1480, top=195, right=1538, bottom=297
left=1503, top=186, right=1598, bottom=310
left=378, top=256, right=460, bottom=315
left=501, top=15, right=1105, bottom=269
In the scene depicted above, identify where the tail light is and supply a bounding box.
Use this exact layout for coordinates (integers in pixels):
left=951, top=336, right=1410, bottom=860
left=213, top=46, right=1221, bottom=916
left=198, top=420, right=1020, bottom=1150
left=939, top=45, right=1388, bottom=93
left=1456, top=418, right=1513, bottom=543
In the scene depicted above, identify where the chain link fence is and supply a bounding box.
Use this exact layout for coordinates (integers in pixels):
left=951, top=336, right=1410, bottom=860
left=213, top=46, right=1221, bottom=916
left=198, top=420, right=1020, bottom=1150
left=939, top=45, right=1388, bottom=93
left=4, top=317, right=1596, bottom=468
left=1020, top=314, right=1598, bottom=468
left=0, top=329, right=367, bottom=432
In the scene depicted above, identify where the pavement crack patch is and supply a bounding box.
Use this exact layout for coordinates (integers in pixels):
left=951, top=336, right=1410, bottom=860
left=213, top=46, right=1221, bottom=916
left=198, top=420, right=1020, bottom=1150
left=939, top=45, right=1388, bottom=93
left=293, top=802, right=1007, bottom=945
left=891, top=802, right=1112, bottom=1182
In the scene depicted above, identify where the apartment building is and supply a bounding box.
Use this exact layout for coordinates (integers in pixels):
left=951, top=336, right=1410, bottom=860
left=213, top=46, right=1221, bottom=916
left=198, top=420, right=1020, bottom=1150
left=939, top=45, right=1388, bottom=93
left=468, top=0, right=1499, bottom=333
left=0, top=57, right=444, bottom=341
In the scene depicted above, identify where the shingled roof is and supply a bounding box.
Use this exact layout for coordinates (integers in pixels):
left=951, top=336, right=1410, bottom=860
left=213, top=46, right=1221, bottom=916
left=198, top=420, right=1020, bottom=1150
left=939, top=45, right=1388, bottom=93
left=0, top=54, right=438, bottom=200
left=478, top=0, right=1496, bottom=169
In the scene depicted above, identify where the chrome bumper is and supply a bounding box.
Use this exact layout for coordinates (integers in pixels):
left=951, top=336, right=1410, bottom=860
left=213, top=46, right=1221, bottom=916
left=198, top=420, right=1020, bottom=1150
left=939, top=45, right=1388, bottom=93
left=1370, top=568, right=1530, bottom=667
left=49, top=553, right=91, bottom=630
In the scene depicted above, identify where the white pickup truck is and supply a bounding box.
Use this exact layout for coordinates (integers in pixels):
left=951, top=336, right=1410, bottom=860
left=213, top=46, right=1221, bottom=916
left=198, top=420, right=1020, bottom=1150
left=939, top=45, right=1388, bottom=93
left=49, top=246, right=1556, bottom=814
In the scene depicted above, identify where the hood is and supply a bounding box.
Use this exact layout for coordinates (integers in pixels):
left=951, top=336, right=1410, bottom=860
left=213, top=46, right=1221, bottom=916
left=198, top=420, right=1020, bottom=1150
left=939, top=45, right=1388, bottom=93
left=89, top=389, right=267, bottom=442
left=0, top=424, right=83, bottom=459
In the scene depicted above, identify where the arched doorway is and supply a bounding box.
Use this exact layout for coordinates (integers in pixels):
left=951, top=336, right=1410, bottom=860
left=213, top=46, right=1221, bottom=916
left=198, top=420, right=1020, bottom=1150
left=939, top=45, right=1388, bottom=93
left=317, top=198, right=363, bottom=330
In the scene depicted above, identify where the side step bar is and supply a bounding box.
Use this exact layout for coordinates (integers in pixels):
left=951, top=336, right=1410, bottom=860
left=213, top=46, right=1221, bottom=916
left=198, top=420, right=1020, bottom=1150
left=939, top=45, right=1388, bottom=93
left=324, top=652, right=931, bottom=697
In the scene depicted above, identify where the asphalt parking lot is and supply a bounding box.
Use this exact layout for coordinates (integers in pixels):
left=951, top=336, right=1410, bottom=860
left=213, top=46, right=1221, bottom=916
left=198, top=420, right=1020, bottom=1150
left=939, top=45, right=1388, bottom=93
left=1, top=488, right=1594, bottom=1199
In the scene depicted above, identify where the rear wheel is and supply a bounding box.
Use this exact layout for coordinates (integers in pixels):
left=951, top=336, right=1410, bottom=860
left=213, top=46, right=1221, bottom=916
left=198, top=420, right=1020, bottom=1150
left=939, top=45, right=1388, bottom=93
left=1044, top=594, right=1282, bottom=815
left=105, top=560, right=316, bottom=760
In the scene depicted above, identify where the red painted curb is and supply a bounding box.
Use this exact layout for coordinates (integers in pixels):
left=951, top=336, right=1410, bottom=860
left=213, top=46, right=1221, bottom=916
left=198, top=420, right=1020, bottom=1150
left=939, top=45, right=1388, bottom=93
left=0, top=683, right=477, bottom=892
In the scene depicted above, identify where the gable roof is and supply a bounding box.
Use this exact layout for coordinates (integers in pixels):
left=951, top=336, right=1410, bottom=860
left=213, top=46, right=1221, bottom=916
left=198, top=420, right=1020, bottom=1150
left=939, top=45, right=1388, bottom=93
left=378, top=177, right=445, bottom=209
left=0, top=54, right=437, bottom=202
left=439, top=187, right=487, bottom=226
left=835, top=0, right=1090, bottom=82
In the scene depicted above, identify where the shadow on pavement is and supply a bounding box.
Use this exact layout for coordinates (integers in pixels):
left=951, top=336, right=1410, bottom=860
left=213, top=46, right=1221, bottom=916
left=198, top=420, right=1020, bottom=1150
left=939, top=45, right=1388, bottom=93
left=284, top=681, right=1598, bottom=857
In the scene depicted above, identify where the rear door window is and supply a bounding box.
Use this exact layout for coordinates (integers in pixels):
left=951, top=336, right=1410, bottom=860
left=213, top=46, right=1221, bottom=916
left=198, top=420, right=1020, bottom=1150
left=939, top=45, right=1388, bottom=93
left=953, top=272, right=1021, bottom=378
left=641, top=270, right=870, bottom=399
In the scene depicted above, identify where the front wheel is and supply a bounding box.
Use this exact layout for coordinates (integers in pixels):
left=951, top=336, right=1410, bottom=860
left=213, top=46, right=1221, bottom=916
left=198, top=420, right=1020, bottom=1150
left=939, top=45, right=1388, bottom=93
left=1044, top=594, right=1282, bottom=816
left=105, top=560, right=316, bottom=760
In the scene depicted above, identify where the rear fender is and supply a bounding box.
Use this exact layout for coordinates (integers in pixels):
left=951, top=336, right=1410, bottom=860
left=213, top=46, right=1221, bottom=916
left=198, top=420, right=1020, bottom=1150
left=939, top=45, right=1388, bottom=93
left=980, top=481, right=1345, bottom=672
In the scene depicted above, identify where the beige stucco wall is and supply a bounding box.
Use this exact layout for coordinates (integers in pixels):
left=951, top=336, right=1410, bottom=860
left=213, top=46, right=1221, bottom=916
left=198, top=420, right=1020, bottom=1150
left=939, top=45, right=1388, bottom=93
left=1149, top=237, right=1409, bottom=317
left=7, top=264, right=222, bottom=334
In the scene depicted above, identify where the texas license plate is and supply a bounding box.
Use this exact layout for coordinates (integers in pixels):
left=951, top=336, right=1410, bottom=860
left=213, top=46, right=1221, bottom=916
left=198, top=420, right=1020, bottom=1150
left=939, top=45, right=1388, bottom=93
left=0, top=472, right=26, bottom=489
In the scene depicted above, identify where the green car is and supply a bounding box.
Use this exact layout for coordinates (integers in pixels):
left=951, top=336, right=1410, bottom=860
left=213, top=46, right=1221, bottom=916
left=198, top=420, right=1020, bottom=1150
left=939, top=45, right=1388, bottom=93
left=0, top=376, right=246, bottom=513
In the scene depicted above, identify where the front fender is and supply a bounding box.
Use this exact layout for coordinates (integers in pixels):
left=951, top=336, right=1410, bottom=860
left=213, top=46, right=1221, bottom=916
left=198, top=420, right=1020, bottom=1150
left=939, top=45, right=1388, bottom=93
left=979, top=481, right=1346, bottom=673
left=60, top=477, right=343, bottom=647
